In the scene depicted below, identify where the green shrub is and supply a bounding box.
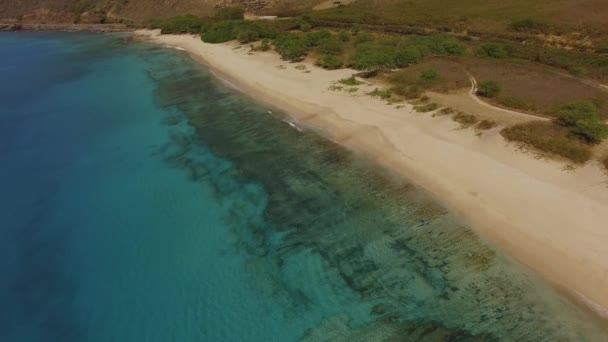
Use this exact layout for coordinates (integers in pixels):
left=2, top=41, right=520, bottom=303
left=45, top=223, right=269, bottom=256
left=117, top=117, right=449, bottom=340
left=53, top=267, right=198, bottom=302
left=477, top=80, right=501, bottom=98
left=274, top=33, right=310, bottom=61
left=237, top=28, right=260, bottom=43
left=300, top=22, right=312, bottom=32
left=556, top=100, right=608, bottom=143
left=303, top=30, right=332, bottom=47
left=350, top=37, right=423, bottom=70
left=501, top=121, right=592, bottom=163
left=509, top=19, right=548, bottom=33
left=215, top=6, right=244, bottom=20
left=420, top=68, right=439, bottom=81
left=202, top=21, right=241, bottom=43
left=338, top=76, right=363, bottom=86
left=157, top=15, right=208, bottom=34
left=476, top=43, right=509, bottom=58
left=367, top=88, right=393, bottom=100
left=317, top=55, right=344, bottom=69
left=317, top=36, right=344, bottom=55
left=409, top=35, right=466, bottom=56
left=394, top=45, right=423, bottom=67
left=338, top=30, right=351, bottom=42
left=354, top=31, right=375, bottom=45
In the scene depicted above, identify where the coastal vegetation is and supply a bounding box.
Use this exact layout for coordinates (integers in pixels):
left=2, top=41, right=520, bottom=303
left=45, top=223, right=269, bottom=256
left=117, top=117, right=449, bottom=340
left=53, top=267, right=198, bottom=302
left=147, top=4, right=608, bottom=168
left=476, top=81, right=502, bottom=98
left=475, top=120, right=497, bottom=131
left=556, top=101, right=608, bottom=144
left=501, top=121, right=592, bottom=163
left=500, top=101, right=607, bottom=163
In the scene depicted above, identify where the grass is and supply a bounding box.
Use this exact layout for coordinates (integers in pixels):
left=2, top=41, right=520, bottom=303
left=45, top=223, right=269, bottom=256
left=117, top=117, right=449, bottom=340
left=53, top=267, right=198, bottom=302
left=476, top=120, right=498, bottom=130
left=501, top=121, right=592, bottom=163
left=414, top=103, right=440, bottom=113
left=452, top=112, right=479, bottom=127
left=338, top=76, right=364, bottom=86
left=367, top=88, right=393, bottom=100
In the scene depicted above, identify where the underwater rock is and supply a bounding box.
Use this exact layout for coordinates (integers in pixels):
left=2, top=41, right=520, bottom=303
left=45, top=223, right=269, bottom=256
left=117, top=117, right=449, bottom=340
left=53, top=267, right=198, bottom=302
left=372, top=304, right=385, bottom=315
left=163, top=115, right=181, bottom=126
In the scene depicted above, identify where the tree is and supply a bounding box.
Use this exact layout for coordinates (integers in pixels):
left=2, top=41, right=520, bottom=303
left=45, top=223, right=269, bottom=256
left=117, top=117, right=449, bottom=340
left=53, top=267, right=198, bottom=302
left=476, top=43, right=509, bottom=58
left=420, top=68, right=438, bottom=81
left=557, top=100, right=608, bottom=143
left=477, top=81, right=501, bottom=98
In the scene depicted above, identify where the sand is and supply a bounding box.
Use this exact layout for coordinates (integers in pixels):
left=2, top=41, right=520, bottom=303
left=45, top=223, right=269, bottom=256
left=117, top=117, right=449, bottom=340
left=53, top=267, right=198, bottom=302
left=136, top=30, right=608, bottom=317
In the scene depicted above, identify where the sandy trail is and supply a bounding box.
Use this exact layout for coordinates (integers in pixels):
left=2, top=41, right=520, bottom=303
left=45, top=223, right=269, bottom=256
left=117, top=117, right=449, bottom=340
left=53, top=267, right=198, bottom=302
left=136, top=30, right=608, bottom=317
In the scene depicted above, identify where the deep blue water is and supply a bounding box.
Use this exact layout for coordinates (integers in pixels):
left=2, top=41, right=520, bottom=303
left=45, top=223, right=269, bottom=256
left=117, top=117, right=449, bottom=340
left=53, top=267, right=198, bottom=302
left=0, top=32, right=607, bottom=341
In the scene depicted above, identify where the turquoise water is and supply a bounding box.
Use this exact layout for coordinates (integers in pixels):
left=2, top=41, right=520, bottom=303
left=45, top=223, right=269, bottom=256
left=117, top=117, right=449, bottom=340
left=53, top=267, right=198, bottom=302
left=0, top=32, right=607, bottom=341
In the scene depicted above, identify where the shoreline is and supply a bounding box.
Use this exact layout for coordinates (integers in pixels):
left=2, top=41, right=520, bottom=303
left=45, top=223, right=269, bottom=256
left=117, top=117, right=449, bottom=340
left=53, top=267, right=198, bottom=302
left=0, top=22, right=132, bottom=32
left=136, top=30, right=608, bottom=319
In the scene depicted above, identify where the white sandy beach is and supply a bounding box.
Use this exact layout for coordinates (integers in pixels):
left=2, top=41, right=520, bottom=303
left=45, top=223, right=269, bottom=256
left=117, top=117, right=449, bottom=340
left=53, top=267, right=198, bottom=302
left=137, top=29, right=608, bottom=317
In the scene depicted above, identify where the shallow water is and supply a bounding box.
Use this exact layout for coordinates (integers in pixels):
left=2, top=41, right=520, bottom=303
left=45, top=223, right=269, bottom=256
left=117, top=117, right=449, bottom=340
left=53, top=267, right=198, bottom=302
left=0, top=32, right=606, bottom=341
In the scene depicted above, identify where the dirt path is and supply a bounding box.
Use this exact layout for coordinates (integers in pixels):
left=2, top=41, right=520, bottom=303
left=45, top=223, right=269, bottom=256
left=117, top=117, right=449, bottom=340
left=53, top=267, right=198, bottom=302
left=427, top=77, right=548, bottom=126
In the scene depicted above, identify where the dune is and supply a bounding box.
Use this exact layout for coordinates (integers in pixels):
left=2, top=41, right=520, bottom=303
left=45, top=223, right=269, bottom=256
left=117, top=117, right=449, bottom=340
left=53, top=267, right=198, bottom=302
left=136, top=29, right=608, bottom=318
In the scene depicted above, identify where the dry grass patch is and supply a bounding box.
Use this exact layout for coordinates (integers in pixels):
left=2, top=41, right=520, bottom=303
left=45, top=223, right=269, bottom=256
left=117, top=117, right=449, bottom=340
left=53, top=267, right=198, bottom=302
left=464, top=57, right=608, bottom=118
left=414, top=103, right=440, bottom=113
left=387, top=59, right=470, bottom=94
left=475, top=120, right=498, bottom=130
left=501, top=121, right=592, bottom=163
left=452, top=112, right=479, bottom=128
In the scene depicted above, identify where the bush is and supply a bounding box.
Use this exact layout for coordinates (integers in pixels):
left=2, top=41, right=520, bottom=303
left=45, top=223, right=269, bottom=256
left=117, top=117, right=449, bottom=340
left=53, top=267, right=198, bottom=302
left=350, top=38, right=424, bottom=70
left=302, top=30, right=332, bottom=47
left=317, top=55, right=344, bottom=69
left=414, top=103, right=440, bottom=113
left=300, top=22, right=312, bottom=32
left=202, top=21, right=240, bottom=43
left=338, top=30, right=351, bottom=42
left=237, top=28, right=260, bottom=43
left=501, top=121, right=592, bottom=163
left=509, top=19, right=548, bottom=33
left=353, top=31, right=375, bottom=45
left=477, top=80, right=501, bottom=98
left=317, top=36, right=344, bottom=55
left=215, top=6, right=244, bottom=20
left=409, top=35, right=466, bottom=56
left=475, top=120, right=497, bottom=130
left=274, top=33, right=310, bottom=61
left=157, top=15, right=208, bottom=34
left=251, top=40, right=271, bottom=52
left=476, top=43, right=509, bottom=58
left=338, top=76, right=363, bottom=86
left=556, top=100, right=608, bottom=143
left=394, top=45, right=423, bottom=67
left=367, top=88, right=393, bottom=100
left=452, top=112, right=479, bottom=127
left=420, top=68, right=439, bottom=81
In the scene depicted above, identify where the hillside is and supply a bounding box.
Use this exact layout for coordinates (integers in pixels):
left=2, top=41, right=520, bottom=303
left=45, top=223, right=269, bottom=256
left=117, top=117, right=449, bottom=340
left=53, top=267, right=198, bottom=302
left=0, top=0, right=324, bottom=23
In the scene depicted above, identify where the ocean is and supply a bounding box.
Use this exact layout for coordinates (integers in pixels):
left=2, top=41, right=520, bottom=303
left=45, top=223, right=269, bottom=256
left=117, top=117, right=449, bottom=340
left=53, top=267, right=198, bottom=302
left=0, top=32, right=606, bottom=341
